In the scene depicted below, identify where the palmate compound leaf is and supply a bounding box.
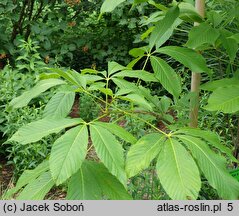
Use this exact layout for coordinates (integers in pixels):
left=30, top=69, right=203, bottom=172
left=67, top=160, right=132, bottom=200
left=156, top=138, right=201, bottom=200
left=177, top=135, right=239, bottom=199
left=150, top=56, right=181, bottom=98
left=17, top=171, right=54, bottom=200
left=50, top=124, right=88, bottom=185
left=9, top=118, right=83, bottom=144
left=4, top=161, right=49, bottom=199
left=174, top=128, right=238, bottom=163
left=43, top=91, right=75, bottom=118
left=90, top=124, right=127, bottom=186
left=204, top=86, right=239, bottom=113
left=9, top=78, right=66, bottom=108
left=157, top=46, right=211, bottom=74
left=126, top=133, right=166, bottom=178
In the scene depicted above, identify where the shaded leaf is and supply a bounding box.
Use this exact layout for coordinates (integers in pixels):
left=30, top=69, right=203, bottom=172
left=4, top=161, right=49, bottom=198
left=17, top=171, right=54, bottom=200
left=67, top=161, right=132, bottom=200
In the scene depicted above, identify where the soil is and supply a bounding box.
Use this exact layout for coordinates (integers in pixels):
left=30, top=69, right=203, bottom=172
left=0, top=157, right=14, bottom=197
left=0, top=157, right=66, bottom=200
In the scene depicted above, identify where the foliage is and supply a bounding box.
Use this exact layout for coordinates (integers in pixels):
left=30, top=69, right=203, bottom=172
left=0, top=0, right=149, bottom=69
left=0, top=40, right=55, bottom=176
left=2, top=0, right=239, bottom=200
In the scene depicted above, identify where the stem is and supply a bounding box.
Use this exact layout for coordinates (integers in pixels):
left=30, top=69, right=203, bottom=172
left=105, top=78, right=109, bottom=112
left=11, top=0, right=28, bottom=41
left=25, top=0, right=35, bottom=40
left=136, top=54, right=150, bottom=86
left=233, top=116, right=239, bottom=167
left=189, top=0, right=205, bottom=128
left=80, top=89, right=168, bottom=136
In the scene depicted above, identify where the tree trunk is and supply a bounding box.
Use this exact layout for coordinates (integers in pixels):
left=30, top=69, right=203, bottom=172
left=189, top=0, right=205, bottom=128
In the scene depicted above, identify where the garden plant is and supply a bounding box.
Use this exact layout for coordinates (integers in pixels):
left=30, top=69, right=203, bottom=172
left=0, top=0, right=239, bottom=200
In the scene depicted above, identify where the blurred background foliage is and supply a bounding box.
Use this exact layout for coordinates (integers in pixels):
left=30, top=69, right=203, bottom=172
left=0, top=0, right=239, bottom=199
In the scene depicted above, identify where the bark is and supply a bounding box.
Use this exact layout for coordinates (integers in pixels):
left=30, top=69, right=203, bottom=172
left=189, top=0, right=205, bottom=128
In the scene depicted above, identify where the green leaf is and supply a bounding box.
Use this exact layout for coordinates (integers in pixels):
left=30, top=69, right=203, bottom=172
left=122, top=93, right=153, bottom=111
left=4, top=161, right=49, bottom=198
left=50, top=125, right=88, bottom=185
left=149, top=6, right=180, bottom=49
left=177, top=135, right=239, bottom=199
left=178, top=2, right=203, bottom=23
left=141, top=26, right=155, bottom=40
left=49, top=68, right=86, bottom=88
left=112, top=78, right=139, bottom=92
left=17, top=171, right=54, bottom=200
left=100, top=0, right=126, bottom=13
left=93, top=122, right=137, bottom=144
left=156, top=138, right=201, bottom=200
left=129, top=47, right=148, bottom=58
left=108, top=61, right=126, bottom=76
left=127, top=56, right=143, bottom=69
left=201, top=78, right=239, bottom=91
left=84, top=74, right=104, bottom=83
left=134, top=0, right=148, bottom=4
left=98, top=88, right=114, bottom=96
left=9, top=118, right=82, bottom=144
left=67, top=161, right=132, bottom=200
left=220, top=30, right=238, bottom=62
left=157, top=46, right=211, bottom=73
left=150, top=56, right=181, bottom=98
left=126, top=133, right=165, bottom=178
left=174, top=128, right=237, bottom=163
left=229, top=33, right=239, bottom=43
left=43, top=91, right=75, bottom=118
left=9, top=79, right=65, bottom=108
left=148, top=0, right=167, bottom=11
left=186, top=23, right=220, bottom=49
left=90, top=124, right=127, bottom=185
left=112, top=70, right=157, bottom=82
left=204, top=86, right=239, bottom=113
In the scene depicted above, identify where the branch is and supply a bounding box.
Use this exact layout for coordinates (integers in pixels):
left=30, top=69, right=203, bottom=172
left=25, top=0, right=35, bottom=40
left=11, top=0, right=28, bottom=41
